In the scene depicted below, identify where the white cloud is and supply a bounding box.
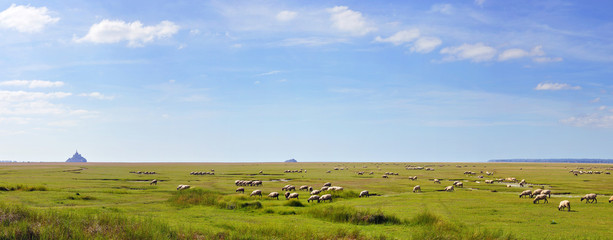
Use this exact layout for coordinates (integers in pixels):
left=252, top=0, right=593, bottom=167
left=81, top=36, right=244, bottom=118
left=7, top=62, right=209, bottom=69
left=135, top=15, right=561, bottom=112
left=0, top=117, right=31, bottom=124
left=411, top=37, right=442, bottom=53
left=327, top=6, right=376, bottom=36
left=78, top=92, right=114, bottom=100
left=279, top=37, right=348, bottom=47
left=498, top=45, right=545, bottom=61
left=0, top=90, right=71, bottom=102
left=439, top=43, right=497, bottom=62
left=430, top=4, right=453, bottom=14
left=474, top=0, right=486, bottom=6
left=591, top=97, right=601, bottom=103
left=533, top=57, right=563, bottom=63
left=254, top=81, right=261, bottom=85
left=257, top=70, right=281, bottom=76
left=75, top=20, right=179, bottom=47
left=0, top=80, right=64, bottom=88
left=374, top=29, right=420, bottom=45
left=534, top=83, right=581, bottom=91
left=276, top=11, right=297, bottom=22
left=561, top=114, right=613, bottom=128
left=0, top=4, right=59, bottom=33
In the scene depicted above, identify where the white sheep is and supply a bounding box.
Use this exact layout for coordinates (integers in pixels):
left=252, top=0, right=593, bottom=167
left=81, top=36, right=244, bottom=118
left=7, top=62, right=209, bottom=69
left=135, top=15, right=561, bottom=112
left=311, top=190, right=321, bottom=195
left=444, top=186, right=454, bottom=192
left=150, top=179, right=158, bottom=185
left=236, top=187, right=245, bottom=193
left=485, top=180, right=494, bottom=184
left=581, top=193, right=597, bottom=203
left=268, top=192, right=279, bottom=200
left=323, top=182, right=332, bottom=187
left=287, top=192, right=299, bottom=200
left=299, top=185, right=309, bottom=191
left=413, top=185, right=421, bottom=193
left=359, top=190, right=369, bottom=198
left=319, top=194, right=332, bottom=203
left=533, top=194, right=548, bottom=204
left=558, top=200, right=570, bottom=211
left=542, top=189, right=551, bottom=198
left=454, top=181, right=463, bottom=188
left=307, top=195, right=320, bottom=203
left=519, top=190, right=531, bottom=198
left=531, top=189, right=543, bottom=198
left=433, top=179, right=441, bottom=184
left=609, top=195, right=613, bottom=203
left=250, top=190, right=262, bottom=198
left=177, top=185, right=191, bottom=190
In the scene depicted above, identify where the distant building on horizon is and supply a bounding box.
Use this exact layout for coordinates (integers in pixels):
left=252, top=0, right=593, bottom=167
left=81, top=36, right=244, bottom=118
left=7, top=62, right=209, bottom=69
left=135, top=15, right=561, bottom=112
left=66, top=151, right=87, bottom=162
left=285, top=158, right=297, bottom=162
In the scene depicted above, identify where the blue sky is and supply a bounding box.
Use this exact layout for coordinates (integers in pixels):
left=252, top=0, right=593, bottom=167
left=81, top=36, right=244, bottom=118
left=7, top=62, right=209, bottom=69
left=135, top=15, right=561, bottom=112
left=1, top=0, right=612, bottom=162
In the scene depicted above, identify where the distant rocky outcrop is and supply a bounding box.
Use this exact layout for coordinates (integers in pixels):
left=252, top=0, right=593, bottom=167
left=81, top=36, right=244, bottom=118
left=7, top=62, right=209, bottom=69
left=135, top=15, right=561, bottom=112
left=285, top=158, right=297, bottom=163
left=66, top=151, right=87, bottom=162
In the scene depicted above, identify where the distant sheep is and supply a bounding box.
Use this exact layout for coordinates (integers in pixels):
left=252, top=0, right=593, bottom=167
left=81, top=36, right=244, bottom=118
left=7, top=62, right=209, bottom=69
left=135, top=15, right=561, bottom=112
left=531, top=189, right=543, bottom=197
left=359, top=190, right=369, bottom=198
left=150, top=179, right=158, bottom=185
left=533, top=194, right=548, bottom=204
left=250, top=190, right=262, bottom=198
left=321, top=186, right=329, bottom=191
left=268, top=192, right=279, bottom=200
left=308, top=195, right=320, bottom=203
left=542, top=190, right=551, bottom=198
left=519, top=190, right=532, bottom=198
left=413, top=185, right=421, bottom=193
left=319, top=194, right=332, bottom=203
left=444, top=186, right=454, bottom=192
left=177, top=185, right=190, bottom=190
left=236, top=187, right=245, bottom=193
left=382, top=175, right=388, bottom=178
left=433, top=179, right=441, bottom=184
left=558, top=200, right=570, bottom=211
left=608, top=195, right=613, bottom=203
left=581, top=193, right=597, bottom=203
left=287, top=192, right=299, bottom=200
left=311, top=190, right=321, bottom=195
left=454, top=181, right=463, bottom=188
left=299, top=185, right=309, bottom=191
left=323, top=182, right=332, bottom=187
left=485, top=180, right=494, bottom=184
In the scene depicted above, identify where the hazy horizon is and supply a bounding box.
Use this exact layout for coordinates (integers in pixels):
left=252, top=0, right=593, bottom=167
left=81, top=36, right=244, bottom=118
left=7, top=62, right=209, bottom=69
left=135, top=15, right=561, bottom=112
left=1, top=1, right=612, bottom=162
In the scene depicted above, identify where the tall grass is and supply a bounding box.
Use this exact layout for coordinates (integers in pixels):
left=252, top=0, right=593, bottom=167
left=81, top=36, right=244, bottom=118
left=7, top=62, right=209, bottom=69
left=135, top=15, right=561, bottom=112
left=307, top=205, right=402, bottom=225
left=0, top=185, right=47, bottom=191
left=168, top=189, right=262, bottom=210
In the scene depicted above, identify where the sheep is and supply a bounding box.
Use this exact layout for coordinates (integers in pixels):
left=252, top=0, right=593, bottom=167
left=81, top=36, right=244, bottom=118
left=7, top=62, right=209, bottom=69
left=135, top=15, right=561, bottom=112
left=454, top=182, right=464, bottom=188
left=413, top=185, right=421, bottom=193
left=319, top=194, right=332, bottom=203
left=542, top=190, right=551, bottom=198
left=311, top=190, right=321, bottom=195
left=558, top=200, right=570, bottom=211
left=287, top=192, right=299, bottom=200
left=284, top=191, right=291, bottom=199
left=307, top=195, right=320, bottom=203
left=287, top=185, right=296, bottom=191
left=250, top=190, right=262, bottom=198
left=581, top=193, right=597, bottom=203
left=506, top=184, right=512, bottom=188
left=321, top=186, right=329, bottom=191
left=519, top=179, right=526, bottom=187
left=433, top=179, right=441, bottom=184
left=236, top=187, right=245, bottom=193
left=150, top=179, right=158, bottom=185
left=485, top=180, right=494, bottom=184
left=533, top=194, right=548, bottom=204
left=259, top=170, right=263, bottom=174
left=359, top=190, right=370, bottom=198
left=382, top=175, right=388, bottom=178
left=531, top=189, right=543, bottom=198
left=299, top=185, right=309, bottom=191
left=308, top=186, right=313, bottom=191
left=323, top=182, right=332, bottom=187
left=268, top=192, right=279, bottom=200
left=609, top=195, right=613, bottom=203
left=177, top=185, right=190, bottom=190
left=444, top=186, right=454, bottom=192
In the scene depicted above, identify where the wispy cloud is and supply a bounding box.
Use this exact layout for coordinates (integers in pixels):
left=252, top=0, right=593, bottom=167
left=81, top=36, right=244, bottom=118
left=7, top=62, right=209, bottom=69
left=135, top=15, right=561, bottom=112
left=327, top=6, right=376, bottom=36
left=535, top=83, right=581, bottom=91
left=279, top=37, right=348, bottom=47
left=0, top=4, right=59, bottom=33
left=257, top=70, right=281, bottom=76
left=561, top=114, right=613, bottom=128
left=74, top=20, right=179, bottom=47
left=78, top=92, right=114, bottom=100
left=276, top=10, right=297, bottom=22
left=440, top=43, right=497, bottom=62
left=0, top=80, right=64, bottom=88
left=411, top=37, right=442, bottom=53
left=374, top=29, right=420, bottom=46
left=430, top=4, right=453, bottom=15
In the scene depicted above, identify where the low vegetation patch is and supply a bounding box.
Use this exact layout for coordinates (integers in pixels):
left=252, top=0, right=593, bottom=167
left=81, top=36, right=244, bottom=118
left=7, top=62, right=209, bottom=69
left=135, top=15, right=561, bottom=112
left=168, top=189, right=262, bottom=210
left=308, top=205, right=402, bottom=225
left=0, top=185, right=47, bottom=191
left=284, top=199, right=304, bottom=207
left=67, top=194, right=96, bottom=200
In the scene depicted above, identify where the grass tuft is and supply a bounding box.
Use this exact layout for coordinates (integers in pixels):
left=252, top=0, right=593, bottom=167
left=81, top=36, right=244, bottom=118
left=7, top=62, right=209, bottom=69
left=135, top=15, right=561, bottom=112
left=284, top=199, right=304, bottom=207
left=308, top=205, right=402, bottom=225
left=0, top=185, right=47, bottom=191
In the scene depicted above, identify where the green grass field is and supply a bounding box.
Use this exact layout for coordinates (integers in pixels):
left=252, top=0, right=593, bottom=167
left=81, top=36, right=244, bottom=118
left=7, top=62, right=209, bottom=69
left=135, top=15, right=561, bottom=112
left=1, top=162, right=612, bottom=239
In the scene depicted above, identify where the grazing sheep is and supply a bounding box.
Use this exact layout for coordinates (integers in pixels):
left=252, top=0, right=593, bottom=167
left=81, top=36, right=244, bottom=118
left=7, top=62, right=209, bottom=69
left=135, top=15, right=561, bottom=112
left=609, top=195, right=613, bottom=203
left=542, top=190, right=551, bottom=198
left=485, top=180, right=494, bottom=184
left=531, top=189, right=543, bottom=198
left=558, top=200, right=570, bottom=211
left=284, top=191, right=291, bottom=199
left=311, top=190, right=321, bottom=195
left=319, top=194, right=332, bottom=203
left=454, top=182, right=464, bottom=188
left=150, top=179, right=158, bottom=185
left=506, top=184, right=512, bottom=188
left=307, top=195, right=320, bottom=203
left=444, top=186, right=454, bottom=192
left=321, top=186, right=329, bottom=191
left=413, top=185, right=421, bottom=193
left=250, top=190, right=262, bottom=198
left=359, top=190, right=370, bottom=198
left=268, top=192, right=279, bottom=200
left=286, top=185, right=296, bottom=191
left=382, top=175, right=388, bottom=178
left=308, top=186, right=313, bottom=191
left=323, top=182, right=332, bottom=187
left=519, top=179, right=526, bottom=187
left=177, top=185, right=190, bottom=190
left=287, top=192, right=299, bottom=200
left=259, top=170, right=263, bottom=174
left=533, top=194, right=548, bottom=204
left=299, top=185, right=309, bottom=191
left=433, top=179, right=441, bottom=184
left=581, top=193, right=597, bottom=203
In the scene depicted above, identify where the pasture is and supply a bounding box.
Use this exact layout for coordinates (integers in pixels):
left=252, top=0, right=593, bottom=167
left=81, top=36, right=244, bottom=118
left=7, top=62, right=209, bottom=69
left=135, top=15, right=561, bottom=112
left=1, top=162, right=612, bottom=239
